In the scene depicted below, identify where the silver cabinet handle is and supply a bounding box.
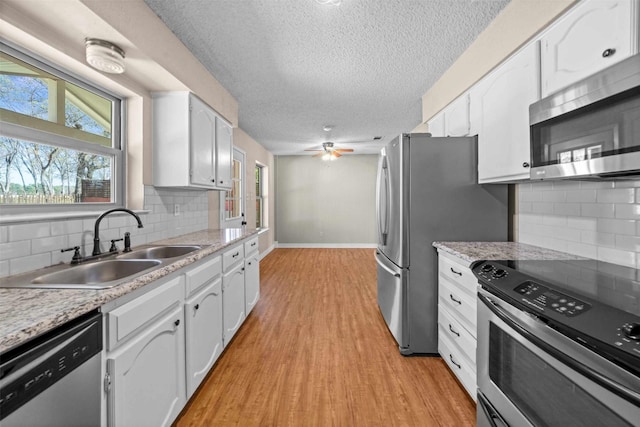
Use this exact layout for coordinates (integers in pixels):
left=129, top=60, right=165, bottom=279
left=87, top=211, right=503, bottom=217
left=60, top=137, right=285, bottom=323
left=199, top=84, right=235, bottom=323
left=449, top=294, right=462, bottom=305
left=450, top=267, right=462, bottom=276
left=602, top=48, right=616, bottom=58
left=522, top=162, right=530, bottom=168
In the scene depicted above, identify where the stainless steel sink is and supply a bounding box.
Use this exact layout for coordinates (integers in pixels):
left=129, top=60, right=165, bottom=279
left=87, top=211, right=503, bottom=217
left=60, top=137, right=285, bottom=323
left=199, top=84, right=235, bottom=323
left=116, top=245, right=202, bottom=260
left=29, top=259, right=162, bottom=289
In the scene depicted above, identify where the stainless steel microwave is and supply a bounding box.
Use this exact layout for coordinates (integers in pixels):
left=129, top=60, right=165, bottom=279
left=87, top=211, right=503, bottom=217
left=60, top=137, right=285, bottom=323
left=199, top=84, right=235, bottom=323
left=529, top=54, right=640, bottom=180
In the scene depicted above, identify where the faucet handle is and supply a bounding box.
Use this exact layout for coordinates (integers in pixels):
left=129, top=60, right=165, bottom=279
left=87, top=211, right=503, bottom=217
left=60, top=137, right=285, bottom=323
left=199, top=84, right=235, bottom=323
left=61, top=246, right=81, bottom=263
left=109, top=238, right=123, bottom=252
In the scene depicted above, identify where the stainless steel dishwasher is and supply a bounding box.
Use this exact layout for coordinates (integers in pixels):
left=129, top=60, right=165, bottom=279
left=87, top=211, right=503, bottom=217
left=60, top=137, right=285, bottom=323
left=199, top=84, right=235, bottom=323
left=0, top=310, right=102, bottom=427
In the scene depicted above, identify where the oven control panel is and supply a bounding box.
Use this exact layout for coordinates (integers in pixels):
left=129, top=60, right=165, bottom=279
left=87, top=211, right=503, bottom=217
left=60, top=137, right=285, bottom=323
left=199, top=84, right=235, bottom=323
left=513, top=282, right=591, bottom=317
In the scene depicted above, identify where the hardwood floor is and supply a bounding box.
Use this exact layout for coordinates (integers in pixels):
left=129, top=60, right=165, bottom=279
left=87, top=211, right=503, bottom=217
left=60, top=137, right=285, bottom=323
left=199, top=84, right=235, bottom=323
left=175, top=248, right=475, bottom=426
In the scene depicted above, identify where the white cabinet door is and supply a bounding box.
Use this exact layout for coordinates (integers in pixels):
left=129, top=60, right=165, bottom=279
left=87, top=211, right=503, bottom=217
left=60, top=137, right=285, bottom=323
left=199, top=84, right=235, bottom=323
left=540, top=0, right=637, bottom=97
left=215, top=118, right=233, bottom=189
left=222, top=262, right=245, bottom=346
left=106, top=307, right=185, bottom=427
left=185, top=278, right=223, bottom=397
left=444, top=93, right=470, bottom=137
left=244, top=252, right=260, bottom=315
left=471, top=42, right=539, bottom=183
left=427, top=111, right=445, bottom=137
left=190, top=95, right=217, bottom=187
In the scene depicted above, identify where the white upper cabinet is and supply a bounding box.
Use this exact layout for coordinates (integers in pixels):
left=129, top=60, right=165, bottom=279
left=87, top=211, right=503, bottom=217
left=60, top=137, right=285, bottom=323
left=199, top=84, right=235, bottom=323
left=426, top=93, right=470, bottom=137
left=153, top=92, right=233, bottom=190
left=427, top=110, right=445, bottom=137
left=444, top=93, right=470, bottom=137
left=540, top=0, right=638, bottom=97
left=471, top=42, right=540, bottom=183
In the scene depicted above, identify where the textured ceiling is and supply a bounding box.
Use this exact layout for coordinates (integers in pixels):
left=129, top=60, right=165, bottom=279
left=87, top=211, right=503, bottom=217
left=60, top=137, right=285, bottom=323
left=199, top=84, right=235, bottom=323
left=143, top=0, right=510, bottom=155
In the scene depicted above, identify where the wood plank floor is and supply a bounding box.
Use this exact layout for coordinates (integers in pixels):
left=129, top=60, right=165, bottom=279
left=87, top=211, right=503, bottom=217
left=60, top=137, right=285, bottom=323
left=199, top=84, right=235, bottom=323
left=174, top=248, right=475, bottom=426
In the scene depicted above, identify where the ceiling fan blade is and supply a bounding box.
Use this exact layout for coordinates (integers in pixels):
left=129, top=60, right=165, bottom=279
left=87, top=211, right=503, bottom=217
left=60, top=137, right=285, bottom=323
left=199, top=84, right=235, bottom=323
left=305, top=149, right=322, bottom=152
left=332, top=151, right=342, bottom=158
left=334, top=148, right=354, bottom=153
left=313, top=152, right=325, bottom=157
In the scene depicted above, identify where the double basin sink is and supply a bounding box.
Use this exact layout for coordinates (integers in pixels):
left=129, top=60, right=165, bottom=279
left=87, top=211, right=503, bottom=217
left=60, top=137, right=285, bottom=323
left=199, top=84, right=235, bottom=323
left=14, top=245, right=204, bottom=290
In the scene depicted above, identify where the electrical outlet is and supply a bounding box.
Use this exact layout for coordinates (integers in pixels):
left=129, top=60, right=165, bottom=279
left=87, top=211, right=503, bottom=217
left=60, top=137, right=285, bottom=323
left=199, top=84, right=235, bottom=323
left=174, top=204, right=180, bottom=216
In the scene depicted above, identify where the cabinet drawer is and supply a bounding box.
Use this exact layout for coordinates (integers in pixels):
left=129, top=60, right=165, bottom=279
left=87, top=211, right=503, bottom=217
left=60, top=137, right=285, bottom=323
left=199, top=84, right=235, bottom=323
left=439, top=325, right=476, bottom=401
left=107, top=276, right=183, bottom=350
left=438, top=304, right=477, bottom=362
left=222, top=245, right=244, bottom=272
left=438, top=254, right=477, bottom=297
left=244, top=237, right=259, bottom=256
left=185, top=255, right=221, bottom=297
left=439, top=276, right=477, bottom=334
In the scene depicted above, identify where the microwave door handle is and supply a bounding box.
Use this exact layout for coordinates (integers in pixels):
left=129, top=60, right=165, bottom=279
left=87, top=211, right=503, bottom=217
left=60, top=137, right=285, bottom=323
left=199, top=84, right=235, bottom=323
left=479, top=292, right=640, bottom=407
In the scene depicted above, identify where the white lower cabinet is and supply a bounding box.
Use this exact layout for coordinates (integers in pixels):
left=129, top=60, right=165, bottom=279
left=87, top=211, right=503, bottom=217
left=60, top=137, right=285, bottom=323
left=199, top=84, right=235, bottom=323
left=105, top=276, right=186, bottom=427
left=102, top=235, right=257, bottom=426
left=244, top=237, right=260, bottom=315
left=437, top=250, right=477, bottom=401
left=222, top=262, right=245, bottom=346
left=185, top=278, right=223, bottom=397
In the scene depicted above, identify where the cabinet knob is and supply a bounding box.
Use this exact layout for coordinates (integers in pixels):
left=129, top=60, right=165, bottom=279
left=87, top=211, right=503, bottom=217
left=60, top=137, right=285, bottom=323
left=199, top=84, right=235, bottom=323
left=174, top=319, right=180, bottom=327
left=522, top=162, right=530, bottom=168
left=194, top=304, right=200, bottom=311
left=602, top=48, right=616, bottom=58
left=220, top=180, right=224, bottom=184
left=211, top=179, right=216, bottom=183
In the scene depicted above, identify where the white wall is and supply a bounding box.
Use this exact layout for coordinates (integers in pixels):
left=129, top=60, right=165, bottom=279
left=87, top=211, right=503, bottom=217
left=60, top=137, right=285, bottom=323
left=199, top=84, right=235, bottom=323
left=275, top=155, right=377, bottom=246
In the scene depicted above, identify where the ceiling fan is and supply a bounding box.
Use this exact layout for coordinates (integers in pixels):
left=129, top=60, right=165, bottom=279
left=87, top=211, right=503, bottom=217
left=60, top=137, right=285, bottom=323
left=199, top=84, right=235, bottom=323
left=305, top=142, right=354, bottom=160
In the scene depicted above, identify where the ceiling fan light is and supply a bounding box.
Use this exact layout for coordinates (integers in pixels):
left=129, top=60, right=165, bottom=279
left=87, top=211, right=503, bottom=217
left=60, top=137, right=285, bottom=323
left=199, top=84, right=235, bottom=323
left=85, top=38, right=126, bottom=74
left=322, top=152, right=331, bottom=161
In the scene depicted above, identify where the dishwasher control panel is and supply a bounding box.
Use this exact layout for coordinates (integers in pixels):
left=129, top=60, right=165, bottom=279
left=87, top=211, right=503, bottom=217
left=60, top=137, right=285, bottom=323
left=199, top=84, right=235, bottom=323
left=0, top=311, right=102, bottom=420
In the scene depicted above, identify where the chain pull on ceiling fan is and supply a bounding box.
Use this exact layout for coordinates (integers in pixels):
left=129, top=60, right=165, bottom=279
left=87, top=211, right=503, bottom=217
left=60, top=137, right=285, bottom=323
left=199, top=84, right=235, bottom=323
left=305, top=142, right=354, bottom=160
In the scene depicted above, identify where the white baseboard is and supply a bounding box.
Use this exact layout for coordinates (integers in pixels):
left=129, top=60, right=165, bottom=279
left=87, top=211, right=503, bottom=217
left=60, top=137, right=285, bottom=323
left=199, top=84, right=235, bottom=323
left=275, top=242, right=377, bottom=249
left=259, top=243, right=276, bottom=260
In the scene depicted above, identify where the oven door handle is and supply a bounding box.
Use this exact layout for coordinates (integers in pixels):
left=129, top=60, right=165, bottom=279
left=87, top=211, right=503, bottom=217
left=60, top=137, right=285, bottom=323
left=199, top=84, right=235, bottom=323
left=477, top=392, right=508, bottom=427
left=479, top=292, right=640, bottom=407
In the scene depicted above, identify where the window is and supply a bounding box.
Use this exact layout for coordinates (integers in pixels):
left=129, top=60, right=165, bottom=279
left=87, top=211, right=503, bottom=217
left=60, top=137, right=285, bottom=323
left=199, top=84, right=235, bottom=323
left=220, top=147, right=245, bottom=228
left=0, top=44, right=123, bottom=211
left=255, top=164, right=265, bottom=229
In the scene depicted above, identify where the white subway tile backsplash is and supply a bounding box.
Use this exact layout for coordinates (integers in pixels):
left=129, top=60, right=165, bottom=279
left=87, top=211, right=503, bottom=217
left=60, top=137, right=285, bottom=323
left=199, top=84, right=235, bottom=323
left=615, top=204, right=640, bottom=220
left=10, top=252, right=51, bottom=276
left=0, top=241, right=30, bottom=261
left=32, top=236, right=67, bottom=254
left=597, top=188, right=635, bottom=204
left=518, top=179, right=640, bottom=268
left=9, top=223, right=50, bottom=241
left=581, top=203, right=615, bottom=218
left=1, top=186, right=209, bottom=278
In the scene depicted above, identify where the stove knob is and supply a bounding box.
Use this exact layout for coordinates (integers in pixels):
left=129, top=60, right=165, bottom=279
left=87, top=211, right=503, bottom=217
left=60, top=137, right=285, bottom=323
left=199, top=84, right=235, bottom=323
left=481, top=264, right=493, bottom=272
left=493, top=269, right=507, bottom=278
left=622, top=323, right=640, bottom=340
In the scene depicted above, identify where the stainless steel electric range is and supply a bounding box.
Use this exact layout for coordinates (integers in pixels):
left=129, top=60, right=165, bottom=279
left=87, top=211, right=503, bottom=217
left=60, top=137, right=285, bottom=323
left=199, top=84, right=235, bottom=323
left=472, top=258, right=640, bottom=427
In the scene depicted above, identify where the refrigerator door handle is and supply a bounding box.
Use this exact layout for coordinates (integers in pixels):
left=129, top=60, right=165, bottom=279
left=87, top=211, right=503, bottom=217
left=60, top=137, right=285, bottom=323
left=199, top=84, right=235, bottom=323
left=375, top=251, right=400, bottom=278
left=376, top=154, right=390, bottom=246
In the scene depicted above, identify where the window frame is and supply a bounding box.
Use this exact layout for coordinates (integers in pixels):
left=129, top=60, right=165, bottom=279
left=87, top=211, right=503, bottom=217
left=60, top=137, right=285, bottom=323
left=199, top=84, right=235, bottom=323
left=219, top=147, right=245, bottom=228
left=0, top=41, right=125, bottom=214
left=255, top=163, right=265, bottom=229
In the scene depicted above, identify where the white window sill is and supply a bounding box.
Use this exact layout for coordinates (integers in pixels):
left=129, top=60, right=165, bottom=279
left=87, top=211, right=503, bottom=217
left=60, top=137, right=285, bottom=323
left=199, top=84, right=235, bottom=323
left=0, top=210, right=151, bottom=225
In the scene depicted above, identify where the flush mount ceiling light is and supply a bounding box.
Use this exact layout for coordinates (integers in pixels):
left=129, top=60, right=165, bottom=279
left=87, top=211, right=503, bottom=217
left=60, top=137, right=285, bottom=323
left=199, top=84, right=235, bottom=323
left=85, top=38, right=126, bottom=74
left=315, top=0, right=342, bottom=6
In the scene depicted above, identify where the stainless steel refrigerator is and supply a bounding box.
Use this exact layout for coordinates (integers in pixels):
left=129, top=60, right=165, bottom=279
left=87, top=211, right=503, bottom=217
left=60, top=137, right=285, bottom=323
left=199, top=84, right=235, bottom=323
left=375, top=133, right=508, bottom=355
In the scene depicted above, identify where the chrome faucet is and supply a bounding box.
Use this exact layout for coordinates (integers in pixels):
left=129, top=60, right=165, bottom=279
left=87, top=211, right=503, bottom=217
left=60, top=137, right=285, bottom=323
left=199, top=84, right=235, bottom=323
left=92, top=208, right=144, bottom=256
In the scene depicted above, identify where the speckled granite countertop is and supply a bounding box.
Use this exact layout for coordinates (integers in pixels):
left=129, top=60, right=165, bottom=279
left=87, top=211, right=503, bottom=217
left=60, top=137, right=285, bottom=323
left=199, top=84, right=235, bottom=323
left=0, top=228, right=258, bottom=354
left=433, top=241, right=584, bottom=265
